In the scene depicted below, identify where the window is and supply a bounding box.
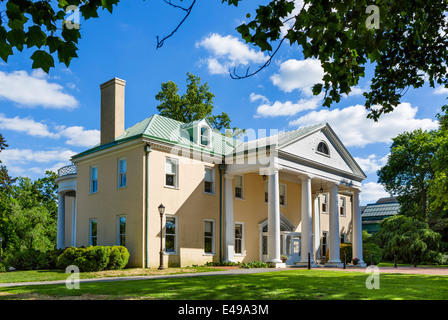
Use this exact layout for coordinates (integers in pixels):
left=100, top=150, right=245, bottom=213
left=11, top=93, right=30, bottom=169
left=165, top=215, right=177, bottom=253
left=204, top=167, right=214, bottom=194
left=264, top=181, right=286, bottom=205
left=280, top=184, right=287, bottom=206
left=204, top=220, right=214, bottom=254
left=89, top=219, right=97, bottom=246
left=234, top=175, right=244, bottom=199
left=341, top=233, right=346, bottom=244
left=321, top=194, right=328, bottom=213
left=165, top=158, right=178, bottom=188
left=234, top=223, right=244, bottom=255
left=117, top=216, right=126, bottom=246
left=322, top=232, right=328, bottom=257
left=118, top=158, right=127, bottom=188
left=90, top=166, right=98, bottom=193
left=340, top=197, right=346, bottom=216
left=200, top=126, right=210, bottom=146
left=264, top=180, right=268, bottom=203
left=317, top=141, right=329, bottom=156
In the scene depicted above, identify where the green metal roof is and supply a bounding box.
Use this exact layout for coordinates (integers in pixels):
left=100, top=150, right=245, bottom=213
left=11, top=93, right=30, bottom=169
left=361, top=202, right=400, bottom=219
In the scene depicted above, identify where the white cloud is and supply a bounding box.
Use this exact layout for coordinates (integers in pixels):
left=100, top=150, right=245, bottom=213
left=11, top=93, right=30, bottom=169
left=354, top=154, right=389, bottom=174
left=0, top=114, right=58, bottom=138
left=270, top=59, right=324, bottom=95
left=254, top=94, right=323, bottom=118
left=196, top=33, right=267, bottom=75
left=289, top=102, right=439, bottom=147
left=56, top=126, right=100, bottom=147
left=0, top=148, right=76, bottom=177
left=0, top=70, right=78, bottom=109
left=433, top=86, right=448, bottom=95
left=361, top=182, right=391, bottom=204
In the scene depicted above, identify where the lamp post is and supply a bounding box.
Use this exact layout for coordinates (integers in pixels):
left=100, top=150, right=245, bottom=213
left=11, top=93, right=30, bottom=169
left=158, top=204, right=165, bottom=270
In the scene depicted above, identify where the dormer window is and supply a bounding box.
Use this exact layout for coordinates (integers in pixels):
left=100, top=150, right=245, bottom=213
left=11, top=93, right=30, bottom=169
left=200, top=126, right=210, bottom=147
left=317, top=141, right=329, bottom=156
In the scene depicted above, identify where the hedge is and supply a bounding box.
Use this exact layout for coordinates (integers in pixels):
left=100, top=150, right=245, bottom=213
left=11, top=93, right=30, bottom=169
left=57, top=246, right=129, bottom=272
left=326, top=242, right=382, bottom=265
left=7, top=248, right=65, bottom=271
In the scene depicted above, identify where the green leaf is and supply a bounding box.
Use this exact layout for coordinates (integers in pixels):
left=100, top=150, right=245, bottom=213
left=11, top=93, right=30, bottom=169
left=30, top=50, right=55, bottom=73
left=0, top=42, right=13, bottom=63
left=26, top=26, right=47, bottom=49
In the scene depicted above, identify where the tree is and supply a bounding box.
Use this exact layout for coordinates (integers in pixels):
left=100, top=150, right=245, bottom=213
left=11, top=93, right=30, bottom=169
left=2, top=1, right=448, bottom=120
left=156, top=72, right=244, bottom=134
left=377, top=129, right=439, bottom=221
left=371, top=215, right=442, bottom=264
left=429, top=105, right=448, bottom=240
left=224, top=0, right=448, bottom=120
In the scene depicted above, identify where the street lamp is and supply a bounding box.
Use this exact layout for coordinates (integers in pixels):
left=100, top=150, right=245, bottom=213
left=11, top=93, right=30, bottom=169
left=158, top=204, right=165, bottom=270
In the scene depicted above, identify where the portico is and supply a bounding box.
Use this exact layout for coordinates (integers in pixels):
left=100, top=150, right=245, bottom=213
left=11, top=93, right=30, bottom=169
left=222, top=123, right=367, bottom=268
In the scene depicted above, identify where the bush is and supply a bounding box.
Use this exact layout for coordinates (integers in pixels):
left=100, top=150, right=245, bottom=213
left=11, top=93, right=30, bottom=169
left=340, top=243, right=353, bottom=263
left=0, top=261, right=9, bottom=272
left=241, top=261, right=272, bottom=268
left=363, top=242, right=382, bottom=266
left=7, top=248, right=64, bottom=270
left=57, top=246, right=129, bottom=272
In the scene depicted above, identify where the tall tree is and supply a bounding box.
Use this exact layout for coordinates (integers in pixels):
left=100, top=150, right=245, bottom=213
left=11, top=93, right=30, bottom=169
left=2, top=1, right=448, bottom=120
left=156, top=72, right=244, bottom=134
left=377, top=129, right=439, bottom=221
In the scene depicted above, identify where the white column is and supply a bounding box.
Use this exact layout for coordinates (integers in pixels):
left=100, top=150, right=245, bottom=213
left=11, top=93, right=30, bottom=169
left=313, top=193, right=321, bottom=263
left=71, top=194, right=77, bottom=247
left=327, top=182, right=342, bottom=267
left=57, top=193, right=65, bottom=249
left=352, top=189, right=365, bottom=265
left=267, top=166, right=281, bottom=264
left=224, top=174, right=234, bottom=262
left=299, top=175, right=316, bottom=266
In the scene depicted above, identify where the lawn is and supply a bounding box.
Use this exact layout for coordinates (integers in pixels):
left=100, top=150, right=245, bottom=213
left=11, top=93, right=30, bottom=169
left=1, top=269, right=447, bottom=300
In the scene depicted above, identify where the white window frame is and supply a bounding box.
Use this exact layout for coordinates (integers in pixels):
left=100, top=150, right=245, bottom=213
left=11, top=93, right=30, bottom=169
left=316, top=141, right=330, bottom=157
left=264, top=181, right=286, bottom=205
left=234, top=175, right=244, bottom=199
left=321, top=194, right=328, bottom=214
left=322, top=231, right=328, bottom=257
left=234, top=222, right=245, bottom=255
left=204, top=166, right=215, bottom=194
left=279, top=183, right=287, bottom=206
left=204, top=219, right=215, bottom=255
left=117, top=215, right=126, bottom=246
left=118, top=158, right=127, bottom=188
left=165, top=157, right=179, bottom=189
left=90, top=166, right=98, bottom=194
left=200, top=126, right=211, bottom=147
left=339, top=196, right=346, bottom=217
left=165, top=215, right=178, bottom=254
left=89, top=218, right=97, bottom=246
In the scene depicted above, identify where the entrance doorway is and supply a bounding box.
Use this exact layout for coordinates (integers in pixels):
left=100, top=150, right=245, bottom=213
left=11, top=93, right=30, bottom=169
left=259, top=216, right=300, bottom=265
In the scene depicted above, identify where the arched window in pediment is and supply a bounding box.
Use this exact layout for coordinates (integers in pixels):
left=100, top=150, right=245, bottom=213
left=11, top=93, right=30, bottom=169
left=317, top=141, right=329, bottom=156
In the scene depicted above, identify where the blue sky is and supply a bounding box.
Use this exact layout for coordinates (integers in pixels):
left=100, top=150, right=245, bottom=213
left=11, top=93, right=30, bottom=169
left=0, top=0, right=445, bottom=205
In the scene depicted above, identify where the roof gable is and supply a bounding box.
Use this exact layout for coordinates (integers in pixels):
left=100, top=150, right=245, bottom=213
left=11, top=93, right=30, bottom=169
left=279, top=123, right=366, bottom=179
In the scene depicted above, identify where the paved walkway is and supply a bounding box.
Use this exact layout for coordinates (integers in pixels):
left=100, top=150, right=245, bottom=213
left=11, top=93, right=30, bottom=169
left=1, top=265, right=447, bottom=288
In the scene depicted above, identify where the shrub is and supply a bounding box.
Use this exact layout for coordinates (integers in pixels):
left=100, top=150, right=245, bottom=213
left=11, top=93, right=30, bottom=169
left=0, top=261, right=9, bottom=272
left=106, top=246, right=130, bottom=270
left=57, top=246, right=129, bottom=272
left=340, top=243, right=353, bottom=263
left=6, top=248, right=63, bottom=270
left=363, top=242, right=382, bottom=265
left=241, top=261, right=272, bottom=268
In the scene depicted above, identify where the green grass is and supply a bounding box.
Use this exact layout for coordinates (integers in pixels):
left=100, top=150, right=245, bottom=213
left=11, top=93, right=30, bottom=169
left=1, top=269, right=447, bottom=300
left=0, top=267, right=221, bottom=284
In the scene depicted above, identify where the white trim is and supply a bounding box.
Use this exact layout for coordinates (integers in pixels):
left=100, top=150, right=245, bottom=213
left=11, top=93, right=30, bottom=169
left=165, top=157, right=179, bottom=189
left=234, top=174, right=244, bottom=200
left=204, top=166, right=215, bottom=195
left=339, top=196, right=346, bottom=217
left=279, top=183, right=287, bottom=207
left=204, top=219, right=215, bottom=255
left=90, top=166, right=98, bottom=194
left=234, top=221, right=245, bottom=256
left=117, top=215, right=126, bottom=246
left=117, top=157, right=127, bottom=189
left=165, top=214, right=178, bottom=254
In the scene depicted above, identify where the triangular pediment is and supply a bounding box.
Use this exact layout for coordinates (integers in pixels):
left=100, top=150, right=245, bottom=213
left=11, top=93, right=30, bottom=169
left=279, top=123, right=366, bottom=179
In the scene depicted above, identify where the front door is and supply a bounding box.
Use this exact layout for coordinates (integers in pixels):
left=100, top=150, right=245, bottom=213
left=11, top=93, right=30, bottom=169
left=284, top=232, right=301, bottom=265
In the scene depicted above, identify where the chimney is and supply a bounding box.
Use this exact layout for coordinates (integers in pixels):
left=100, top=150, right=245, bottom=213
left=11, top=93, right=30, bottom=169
left=100, top=78, right=126, bottom=145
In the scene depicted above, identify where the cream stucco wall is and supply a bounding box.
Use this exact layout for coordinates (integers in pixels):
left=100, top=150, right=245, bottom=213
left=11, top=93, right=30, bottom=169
left=74, top=143, right=146, bottom=267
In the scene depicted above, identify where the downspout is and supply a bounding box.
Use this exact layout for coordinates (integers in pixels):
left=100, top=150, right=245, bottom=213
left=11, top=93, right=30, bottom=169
left=145, top=143, right=152, bottom=268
